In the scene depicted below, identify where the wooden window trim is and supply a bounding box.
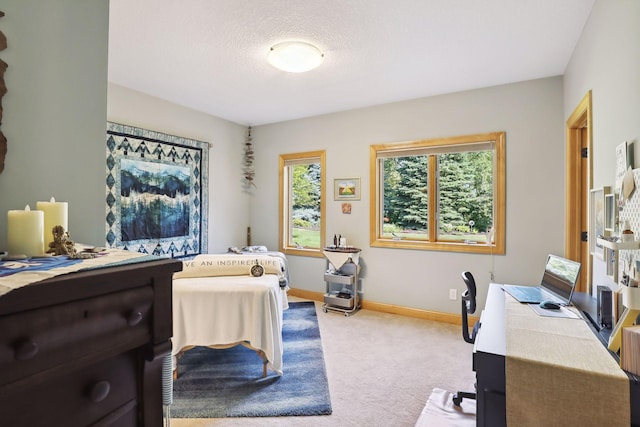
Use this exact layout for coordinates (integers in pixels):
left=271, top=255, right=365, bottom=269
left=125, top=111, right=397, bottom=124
left=369, top=132, right=506, bottom=254
left=279, top=150, right=326, bottom=258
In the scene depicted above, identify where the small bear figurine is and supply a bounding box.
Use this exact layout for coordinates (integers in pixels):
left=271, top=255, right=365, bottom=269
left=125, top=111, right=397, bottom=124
left=47, top=225, right=77, bottom=257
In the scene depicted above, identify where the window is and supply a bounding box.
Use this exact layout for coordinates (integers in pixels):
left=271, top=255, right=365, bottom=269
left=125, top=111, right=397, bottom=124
left=279, top=150, right=326, bottom=257
left=370, top=132, right=505, bottom=254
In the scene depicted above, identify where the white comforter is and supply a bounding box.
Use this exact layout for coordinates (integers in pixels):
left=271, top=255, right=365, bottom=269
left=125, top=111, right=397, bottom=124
left=172, top=274, right=288, bottom=375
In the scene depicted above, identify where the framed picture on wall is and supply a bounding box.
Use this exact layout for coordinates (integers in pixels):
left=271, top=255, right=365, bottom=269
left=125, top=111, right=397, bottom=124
left=334, top=178, right=361, bottom=200
left=590, top=186, right=610, bottom=258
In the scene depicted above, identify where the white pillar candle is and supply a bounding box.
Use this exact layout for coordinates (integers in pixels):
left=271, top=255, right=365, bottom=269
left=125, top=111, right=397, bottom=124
left=7, top=205, right=45, bottom=257
left=36, top=197, right=68, bottom=247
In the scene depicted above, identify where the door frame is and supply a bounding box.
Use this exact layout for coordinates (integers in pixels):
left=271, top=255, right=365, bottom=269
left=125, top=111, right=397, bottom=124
left=565, top=90, right=592, bottom=293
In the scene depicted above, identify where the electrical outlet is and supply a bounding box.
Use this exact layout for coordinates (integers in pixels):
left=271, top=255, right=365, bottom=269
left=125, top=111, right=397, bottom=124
left=449, top=289, right=457, bottom=300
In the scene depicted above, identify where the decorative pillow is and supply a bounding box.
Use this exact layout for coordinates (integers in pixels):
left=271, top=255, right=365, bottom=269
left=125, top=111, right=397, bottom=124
left=174, top=254, right=283, bottom=279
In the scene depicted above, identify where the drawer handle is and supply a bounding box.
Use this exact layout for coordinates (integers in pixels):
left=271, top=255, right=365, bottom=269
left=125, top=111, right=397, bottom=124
left=88, top=380, right=111, bottom=403
left=127, top=310, right=143, bottom=326
left=14, top=339, right=39, bottom=360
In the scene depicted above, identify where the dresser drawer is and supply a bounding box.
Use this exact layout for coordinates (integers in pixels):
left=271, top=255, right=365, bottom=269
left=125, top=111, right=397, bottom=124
left=2, top=351, right=139, bottom=427
left=0, top=286, right=153, bottom=385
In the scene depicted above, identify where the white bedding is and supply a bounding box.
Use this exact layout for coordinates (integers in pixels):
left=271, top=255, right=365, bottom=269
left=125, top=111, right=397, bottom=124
left=172, top=273, right=288, bottom=375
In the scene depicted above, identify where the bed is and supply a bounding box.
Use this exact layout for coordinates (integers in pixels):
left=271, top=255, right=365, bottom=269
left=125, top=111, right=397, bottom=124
left=171, top=252, right=289, bottom=377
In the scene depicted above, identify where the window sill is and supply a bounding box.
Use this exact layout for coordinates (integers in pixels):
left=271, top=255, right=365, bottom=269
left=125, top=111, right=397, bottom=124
left=280, top=247, right=325, bottom=258
left=371, top=238, right=504, bottom=254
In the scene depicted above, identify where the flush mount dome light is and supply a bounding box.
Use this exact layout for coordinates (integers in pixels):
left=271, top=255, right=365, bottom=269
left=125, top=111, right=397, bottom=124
left=267, top=41, right=324, bottom=73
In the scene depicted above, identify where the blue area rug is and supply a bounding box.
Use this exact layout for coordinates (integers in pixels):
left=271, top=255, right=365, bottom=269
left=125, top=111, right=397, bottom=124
left=170, top=301, right=332, bottom=418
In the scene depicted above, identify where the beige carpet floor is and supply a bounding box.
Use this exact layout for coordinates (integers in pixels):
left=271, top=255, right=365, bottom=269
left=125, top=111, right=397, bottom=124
left=170, top=297, right=475, bottom=427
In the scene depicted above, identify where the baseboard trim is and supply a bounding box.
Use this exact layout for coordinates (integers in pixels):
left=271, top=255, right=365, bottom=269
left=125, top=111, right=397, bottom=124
left=287, top=288, right=479, bottom=326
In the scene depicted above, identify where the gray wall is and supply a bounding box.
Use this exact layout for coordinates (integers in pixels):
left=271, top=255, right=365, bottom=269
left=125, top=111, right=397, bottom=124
left=3, top=0, right=638, bottom=315
left=0, top=0, right=109, bottom=247
left=252, top=77, right=566, bottom=313
left=564, top=0, right=640, bottom=293
left=108, top=73, right=567, bottom=314
left=107, top=83, right=250, bottom=254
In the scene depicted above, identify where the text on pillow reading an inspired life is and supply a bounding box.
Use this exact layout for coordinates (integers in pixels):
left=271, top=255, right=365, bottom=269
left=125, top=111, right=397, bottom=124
left=175, top=256, right=283, bottom=278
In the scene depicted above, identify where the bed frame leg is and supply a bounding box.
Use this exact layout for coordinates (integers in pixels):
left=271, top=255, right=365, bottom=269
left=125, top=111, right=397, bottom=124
left=255, top=349, right=268, bottom=378
left=173, top=350, right=185, bottom=380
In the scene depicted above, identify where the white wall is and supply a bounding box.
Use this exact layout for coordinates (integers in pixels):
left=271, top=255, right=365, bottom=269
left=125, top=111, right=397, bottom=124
left=0, top=0, right=109, bottom=246
left=564, top=0, right=640, bottom=294
left=107, top=83, right=250, bottom=254
left=252, top=77, right=566, bottom=313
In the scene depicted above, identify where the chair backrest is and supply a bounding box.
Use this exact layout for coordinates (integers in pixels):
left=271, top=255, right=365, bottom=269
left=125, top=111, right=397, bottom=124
left=460, top=271, right=478, bottom=344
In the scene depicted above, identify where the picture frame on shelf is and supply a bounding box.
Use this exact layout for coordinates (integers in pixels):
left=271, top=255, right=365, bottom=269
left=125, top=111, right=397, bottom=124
left=590, top=186, right=610, bottom=259
left=605, top=193, right=618, bottom=233
left=604, top=246, right=618, bottom=282
left=334, top=178, right=361, bottom=201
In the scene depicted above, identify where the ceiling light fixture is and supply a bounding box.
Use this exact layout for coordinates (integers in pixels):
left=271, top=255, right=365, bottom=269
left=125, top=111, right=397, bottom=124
left=267, top=41, right=324, bottom=73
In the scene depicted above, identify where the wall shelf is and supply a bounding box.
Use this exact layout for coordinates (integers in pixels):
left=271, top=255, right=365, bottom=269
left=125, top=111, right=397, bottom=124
left=596, top=238, right=640, bottom=282
left=596, top=238, right=640, bottom=251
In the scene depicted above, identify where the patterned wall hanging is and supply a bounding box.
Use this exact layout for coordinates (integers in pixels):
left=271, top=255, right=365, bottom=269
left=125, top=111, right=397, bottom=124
left=105, top=122, right=209, bottom=258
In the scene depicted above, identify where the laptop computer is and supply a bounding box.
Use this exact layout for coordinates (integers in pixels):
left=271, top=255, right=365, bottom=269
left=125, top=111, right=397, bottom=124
left=502, top=254, right=582, bottom=305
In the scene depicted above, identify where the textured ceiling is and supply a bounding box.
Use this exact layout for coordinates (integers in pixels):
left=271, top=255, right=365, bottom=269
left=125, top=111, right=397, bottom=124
left=108, top=0, right=594, bottom=126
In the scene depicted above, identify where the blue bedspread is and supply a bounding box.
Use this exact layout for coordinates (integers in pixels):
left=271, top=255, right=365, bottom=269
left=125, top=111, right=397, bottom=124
left=0, top=256, right=83, bottom=278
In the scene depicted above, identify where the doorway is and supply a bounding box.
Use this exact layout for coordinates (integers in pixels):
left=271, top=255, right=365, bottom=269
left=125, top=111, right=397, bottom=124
left=565, top=91, right=592, bottom=294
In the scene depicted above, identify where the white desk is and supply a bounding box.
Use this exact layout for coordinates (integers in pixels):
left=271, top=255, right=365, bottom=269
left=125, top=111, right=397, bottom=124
left=474, top=284, right=640, bottom=427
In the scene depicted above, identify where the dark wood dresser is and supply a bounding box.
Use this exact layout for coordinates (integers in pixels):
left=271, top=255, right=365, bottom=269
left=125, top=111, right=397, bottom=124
left=0, top=257, right=182, bottom=426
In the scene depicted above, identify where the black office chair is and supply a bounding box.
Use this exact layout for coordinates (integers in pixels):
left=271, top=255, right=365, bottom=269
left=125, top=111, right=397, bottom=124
left=452, top=271, right=479, bottom=406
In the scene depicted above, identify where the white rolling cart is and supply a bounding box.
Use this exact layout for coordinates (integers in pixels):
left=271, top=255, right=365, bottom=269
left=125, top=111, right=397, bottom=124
left=322, top=247, right=361, bottom=316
